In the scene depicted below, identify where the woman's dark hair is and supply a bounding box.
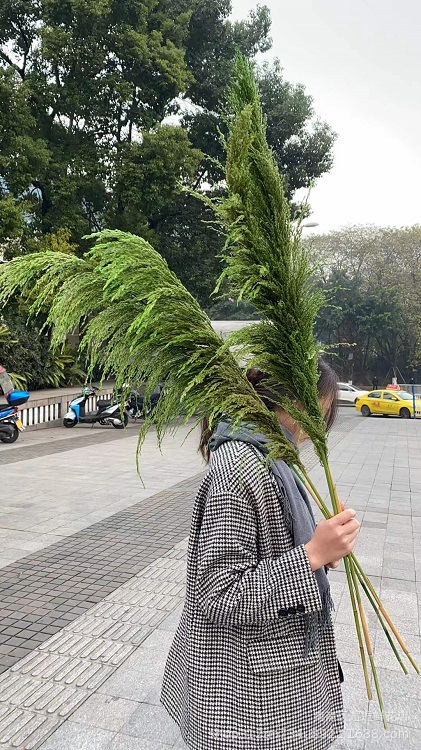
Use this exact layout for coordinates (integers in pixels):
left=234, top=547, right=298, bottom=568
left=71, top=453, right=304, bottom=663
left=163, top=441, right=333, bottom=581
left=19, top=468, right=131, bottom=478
left=198, top=358, right=338, bottom=462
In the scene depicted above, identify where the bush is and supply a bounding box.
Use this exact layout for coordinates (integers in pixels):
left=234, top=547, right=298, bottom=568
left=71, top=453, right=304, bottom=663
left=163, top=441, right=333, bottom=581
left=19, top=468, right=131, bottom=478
left=0, top=314, right=86, bottom=390
left=0, top=315, right=50, bottom=389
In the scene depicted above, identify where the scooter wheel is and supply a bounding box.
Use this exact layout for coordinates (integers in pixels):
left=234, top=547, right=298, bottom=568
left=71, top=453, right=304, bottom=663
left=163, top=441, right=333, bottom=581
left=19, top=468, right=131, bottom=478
left=112, top=413, right=129, bottom=429
left=63, top=418, right=77, bottom=428
left=0, top=424, right=19, bottom=443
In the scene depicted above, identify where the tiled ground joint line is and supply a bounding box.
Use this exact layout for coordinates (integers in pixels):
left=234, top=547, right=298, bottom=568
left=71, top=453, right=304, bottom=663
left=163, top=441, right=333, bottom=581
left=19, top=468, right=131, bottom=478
left=0, top=539, right=188, bottom=750
left=0, top=426, right=138, bottom=466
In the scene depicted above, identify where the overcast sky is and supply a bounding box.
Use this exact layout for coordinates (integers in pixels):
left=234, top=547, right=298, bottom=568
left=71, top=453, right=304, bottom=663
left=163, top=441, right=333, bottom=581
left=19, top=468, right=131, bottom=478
left=230, top=0, right=421, bottom=233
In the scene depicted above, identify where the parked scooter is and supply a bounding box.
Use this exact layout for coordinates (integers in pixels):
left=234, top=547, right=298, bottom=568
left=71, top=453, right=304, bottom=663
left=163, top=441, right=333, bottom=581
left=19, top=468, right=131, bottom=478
left=126, top=385, right=162, bottom=420
left=0, top=366, right=30, bottom=443
left=63, top=386, right=129, bottom=429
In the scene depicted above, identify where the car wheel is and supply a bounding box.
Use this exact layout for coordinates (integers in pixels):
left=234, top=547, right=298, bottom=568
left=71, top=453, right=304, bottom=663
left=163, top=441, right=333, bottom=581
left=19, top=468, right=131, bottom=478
left=361, top=405, right=371, bottom=417
left=400, top=407, right=411, bottom=419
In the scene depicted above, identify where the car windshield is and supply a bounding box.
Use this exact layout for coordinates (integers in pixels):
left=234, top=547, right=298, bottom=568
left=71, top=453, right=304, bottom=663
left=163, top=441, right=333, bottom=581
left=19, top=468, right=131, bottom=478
left=396, top=391, right=413, bottom=400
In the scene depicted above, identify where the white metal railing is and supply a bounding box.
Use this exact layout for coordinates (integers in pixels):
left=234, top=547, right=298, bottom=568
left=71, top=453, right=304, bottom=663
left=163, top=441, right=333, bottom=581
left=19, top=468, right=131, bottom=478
left=22, top=402, right=61, bottom=428
left=399, top=383, right=421, bottom=397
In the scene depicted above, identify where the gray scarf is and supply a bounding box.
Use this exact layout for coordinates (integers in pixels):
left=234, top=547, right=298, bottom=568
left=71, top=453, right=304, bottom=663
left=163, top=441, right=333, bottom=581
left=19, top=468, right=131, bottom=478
left=209, top=421, right=334, bottom=658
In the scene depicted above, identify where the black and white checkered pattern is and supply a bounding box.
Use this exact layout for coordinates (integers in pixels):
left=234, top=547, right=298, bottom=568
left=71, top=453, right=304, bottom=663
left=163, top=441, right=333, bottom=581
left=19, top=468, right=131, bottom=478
left=160, top=440, right=344, bottom=749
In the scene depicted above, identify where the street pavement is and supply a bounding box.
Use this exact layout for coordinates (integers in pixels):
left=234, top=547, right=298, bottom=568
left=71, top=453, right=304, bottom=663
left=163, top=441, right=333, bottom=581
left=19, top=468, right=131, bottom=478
left=0, top=421, right=204, bottom=568
left=1, top=410, right=421, bottom=749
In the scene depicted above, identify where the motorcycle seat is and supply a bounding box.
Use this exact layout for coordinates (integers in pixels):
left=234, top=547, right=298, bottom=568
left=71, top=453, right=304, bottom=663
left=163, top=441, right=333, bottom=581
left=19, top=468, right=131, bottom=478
left=97, top=398, right=112, bottom=409
left=0, top=403, right=13, bottom=413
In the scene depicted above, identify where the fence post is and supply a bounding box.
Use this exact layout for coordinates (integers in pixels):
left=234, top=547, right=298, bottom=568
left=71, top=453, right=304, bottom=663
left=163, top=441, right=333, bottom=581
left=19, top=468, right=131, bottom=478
left=410, top=378, right=416, bottom=419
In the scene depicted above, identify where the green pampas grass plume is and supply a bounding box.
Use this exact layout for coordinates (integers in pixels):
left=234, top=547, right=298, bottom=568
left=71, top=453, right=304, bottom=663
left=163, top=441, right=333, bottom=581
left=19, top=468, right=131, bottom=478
left=0, top=229, right=300, bottom=469
left=206, top=53, right=327, bottom=460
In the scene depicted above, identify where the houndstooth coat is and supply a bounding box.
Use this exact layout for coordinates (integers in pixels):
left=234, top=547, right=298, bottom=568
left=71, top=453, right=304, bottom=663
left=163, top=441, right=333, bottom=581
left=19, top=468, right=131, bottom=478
left=160, top=439, right=344, bottom=749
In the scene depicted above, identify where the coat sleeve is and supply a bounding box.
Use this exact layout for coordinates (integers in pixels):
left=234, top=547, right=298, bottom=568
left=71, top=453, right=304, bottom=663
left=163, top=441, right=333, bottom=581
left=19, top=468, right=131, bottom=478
left=195, top=478, right=323, bottom=628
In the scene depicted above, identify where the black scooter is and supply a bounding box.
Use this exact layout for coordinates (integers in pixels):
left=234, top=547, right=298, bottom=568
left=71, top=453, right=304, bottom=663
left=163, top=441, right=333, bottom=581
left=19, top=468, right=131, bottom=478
left=63, top=386, right=129, bottom=428
left=126, top=387, right=161, bottom=420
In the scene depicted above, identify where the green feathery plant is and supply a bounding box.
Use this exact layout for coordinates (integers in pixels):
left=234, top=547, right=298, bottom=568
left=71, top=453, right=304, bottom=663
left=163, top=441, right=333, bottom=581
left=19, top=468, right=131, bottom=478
left=205, top=53, right=327, bottom=459
left=199, top=53, right=420, bottom=727
left=0, top=230, right=299, bottom=469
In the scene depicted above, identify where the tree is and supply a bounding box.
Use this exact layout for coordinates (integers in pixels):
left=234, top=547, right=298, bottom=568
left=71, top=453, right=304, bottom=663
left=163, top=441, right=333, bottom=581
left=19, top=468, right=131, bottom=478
left=310, top=225, right=421, bottom=382
left=259, top=60, right=335, bottom=199
left=182, top=56, right=336, bottom=195
left=1, top=0, right=336, bottom=308
left=107, top=125, right=202, bottom=237
left=0, top=0, right=195, bottom=238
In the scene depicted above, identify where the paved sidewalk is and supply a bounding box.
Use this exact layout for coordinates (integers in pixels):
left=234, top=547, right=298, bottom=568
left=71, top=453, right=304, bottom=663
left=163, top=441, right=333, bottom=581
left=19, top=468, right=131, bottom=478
left=0, top=421, right=204, bottom=567
left=1, top=412, right=420, bottom=749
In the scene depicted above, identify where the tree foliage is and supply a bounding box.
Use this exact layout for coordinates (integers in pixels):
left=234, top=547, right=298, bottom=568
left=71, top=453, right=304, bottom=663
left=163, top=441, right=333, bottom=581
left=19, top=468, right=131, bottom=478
left=0, top=0, right=335, bottom=307
left=0, top=0, right=197, bottom=240
left=311, top=225, right=421, bottom=382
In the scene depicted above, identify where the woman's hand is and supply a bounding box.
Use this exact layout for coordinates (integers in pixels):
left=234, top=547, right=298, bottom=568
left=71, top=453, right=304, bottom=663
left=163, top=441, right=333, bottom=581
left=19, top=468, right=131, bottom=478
left=305, top=502, right=360, bottom=572
left=326, top=502, right=346, bottom=569
left=326, top=559, right=341, bottom=569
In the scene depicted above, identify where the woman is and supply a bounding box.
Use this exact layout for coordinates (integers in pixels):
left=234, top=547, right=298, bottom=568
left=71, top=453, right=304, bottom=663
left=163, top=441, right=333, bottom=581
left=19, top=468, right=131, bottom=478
left=160, top=360, right=360, bottom=749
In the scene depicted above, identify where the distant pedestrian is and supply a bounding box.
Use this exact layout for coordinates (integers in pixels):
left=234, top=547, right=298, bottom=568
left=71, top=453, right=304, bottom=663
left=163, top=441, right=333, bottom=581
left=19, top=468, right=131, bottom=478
left=372, top=376, right=378, bottom=390
left=160, top=359, right=360, bottom=750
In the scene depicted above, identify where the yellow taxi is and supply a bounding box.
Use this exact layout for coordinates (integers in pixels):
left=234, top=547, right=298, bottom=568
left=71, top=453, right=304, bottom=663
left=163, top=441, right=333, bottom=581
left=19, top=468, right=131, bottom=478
left=355, top=389, right=421, bottom=418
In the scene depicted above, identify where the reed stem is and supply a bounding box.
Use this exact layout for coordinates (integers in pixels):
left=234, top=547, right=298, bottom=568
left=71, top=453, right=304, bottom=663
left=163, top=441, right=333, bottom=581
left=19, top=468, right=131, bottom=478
left=319, top=453, right=373, bottom=700
left=352, top=556, right=420, bottom=674
left=298, top=466, right=419, bottom=674
left=350, top=557, right=385, bottom=718
left=353, top=565, right=408, bottom=675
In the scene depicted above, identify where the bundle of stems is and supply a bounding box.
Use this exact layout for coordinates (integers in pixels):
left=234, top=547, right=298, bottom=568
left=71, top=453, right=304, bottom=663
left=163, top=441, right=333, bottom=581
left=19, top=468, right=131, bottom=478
left=295, top=466, right=419, bottom=678
left=197, top=53, right=420, bottom=728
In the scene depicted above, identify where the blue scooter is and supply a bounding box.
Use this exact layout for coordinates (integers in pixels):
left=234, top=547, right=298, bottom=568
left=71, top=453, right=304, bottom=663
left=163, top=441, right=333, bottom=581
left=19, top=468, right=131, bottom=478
left=63, top=385, right=129, bottom=428
left=0, top=366, right=30, bottom=443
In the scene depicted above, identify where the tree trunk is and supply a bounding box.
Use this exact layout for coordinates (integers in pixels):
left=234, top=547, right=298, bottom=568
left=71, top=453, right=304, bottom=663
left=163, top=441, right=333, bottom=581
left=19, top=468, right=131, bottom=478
left=32, top=181, right=53, bottom=220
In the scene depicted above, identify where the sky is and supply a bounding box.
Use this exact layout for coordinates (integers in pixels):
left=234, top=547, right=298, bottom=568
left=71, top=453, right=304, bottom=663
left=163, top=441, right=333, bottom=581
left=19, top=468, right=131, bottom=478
left=230, top=0, right=421, bottom=233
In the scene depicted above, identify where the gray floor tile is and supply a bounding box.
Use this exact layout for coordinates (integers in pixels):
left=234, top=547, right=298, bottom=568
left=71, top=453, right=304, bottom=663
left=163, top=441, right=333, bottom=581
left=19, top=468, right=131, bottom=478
left=156, top=605, right=184, bottom=632
left=120, top=703, right=181, bottom=744
left=98, top=665, right=162, bottom=702
left=364, top=721, right=420, bottom=749
left=70, top=694, right=139, bottom=731
left=107, top=737, right=175, bottom=750
left=39, top=721, right=115, bottom=750
left=172, top=735, right=190, bottom=749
